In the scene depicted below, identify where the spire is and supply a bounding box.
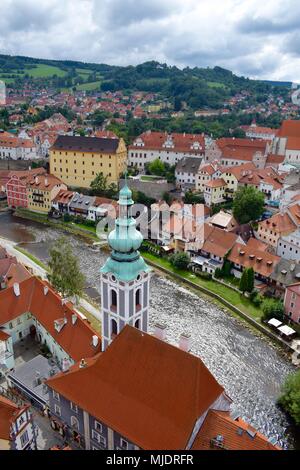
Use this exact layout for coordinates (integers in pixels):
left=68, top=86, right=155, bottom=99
left=100, top=181, right=150, bottom=282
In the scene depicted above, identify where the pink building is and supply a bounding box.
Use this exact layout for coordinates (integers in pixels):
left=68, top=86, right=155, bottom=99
left=284, top=283, right=300, bottom=324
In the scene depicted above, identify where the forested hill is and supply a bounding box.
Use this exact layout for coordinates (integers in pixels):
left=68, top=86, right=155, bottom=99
left=0, top=54, right=290, bottom=109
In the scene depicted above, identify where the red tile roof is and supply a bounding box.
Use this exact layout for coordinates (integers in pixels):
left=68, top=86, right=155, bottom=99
left=129, top=131, right=205, bottom=154
left=192, top=410, right=280, bottom=450
left=0, top=396, right=22, bottom=441
left=217, top=137, right=268, bottom=162
left=0, top=277, right=101, bottom=361
left=202, top=224, right=239, bottom=258
left=258, top=212, right=297, bottom=235
left=47, top=325, right=226, bottom=450
left=276, top=120, right=300, bottom=138
left=204, top=178, right=226, bottom=188
left=228, top=242, right=280, bottom=278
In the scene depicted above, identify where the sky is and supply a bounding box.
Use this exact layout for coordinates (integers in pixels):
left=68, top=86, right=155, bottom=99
left=0, top=0, right=300, bottom=81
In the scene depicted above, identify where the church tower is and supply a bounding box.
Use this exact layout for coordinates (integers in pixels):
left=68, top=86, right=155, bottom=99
left=100, top=182, right=151, bottom=351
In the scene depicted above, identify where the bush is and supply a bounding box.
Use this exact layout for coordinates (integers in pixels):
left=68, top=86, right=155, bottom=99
left=250, top=292, right=263, bottom=307
left=262, top=298, right=284, bottom=321
left=170, top=252, right=190, bottom=270
left=63, top=213, right=73, bottom=222
left=278, top=371, right=300, bottom=425
left=214, top=267, right=222, bottom=279
left=196, top=271, right=212, bottom=280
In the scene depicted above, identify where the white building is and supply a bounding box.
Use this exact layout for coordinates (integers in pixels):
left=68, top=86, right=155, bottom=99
left=128, top=131, right=205, bottom=170
left=277, top=229, right=300, bottom=262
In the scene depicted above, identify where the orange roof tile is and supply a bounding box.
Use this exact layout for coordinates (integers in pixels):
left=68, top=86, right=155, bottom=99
left=192, top=410, right=280, bottom=450
left=0, top=277, right=101, bottom=361
left=258, top=212, right=297, bottom=235
left=0, top=396, right=23, bottom=441
left=228, top=243, right=280, bottom=278
left=277, top=120, right=300, bottom=138
left=47, top=325, right=226, bottom=450
left=129, top=131, right=205, bottom=154
left=204, top=178, right=226, bottom=188
left=202, top=224, right=238, bottom=258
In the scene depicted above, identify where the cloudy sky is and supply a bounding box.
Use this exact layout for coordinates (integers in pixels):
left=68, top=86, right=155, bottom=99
left=0, top=0, right=299, bottom=81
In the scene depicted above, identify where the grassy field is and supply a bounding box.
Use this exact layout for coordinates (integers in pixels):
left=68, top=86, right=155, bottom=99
left=27, top=64, right=67, bottom=78
left=207, top=81, right=227, bottom=89
left=75, top=80, right=101, bottom=91
left=142, top=251, right=263, bottom=320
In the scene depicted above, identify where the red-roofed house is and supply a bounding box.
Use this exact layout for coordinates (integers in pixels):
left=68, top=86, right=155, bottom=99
left=0, top=396, right=36, bottom=450
left=128, top=131, right=205, bottom=170
left=0, top=277, right=101, bottom=372
left=284, top=283, right=300, bottom=324
left=192, top=409, right=280, bottom=450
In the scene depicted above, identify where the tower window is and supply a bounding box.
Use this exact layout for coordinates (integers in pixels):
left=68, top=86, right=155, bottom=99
left=135, top=289, right=141, bottom=310
left=135, top=318, right=141, bottom=329
left=111, top=319, right=118, bottom=339
left=111, top=290, right=117, bottom=310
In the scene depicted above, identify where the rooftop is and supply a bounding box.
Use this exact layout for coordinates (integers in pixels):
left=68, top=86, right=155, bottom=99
left=47, top=325, right=226, bottom=450
left=51, top=135, right=120, bottom=154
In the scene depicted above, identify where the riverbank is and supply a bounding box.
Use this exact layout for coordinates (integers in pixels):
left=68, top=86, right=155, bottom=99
left=141, top=251, right=296, bottom=354
left=14, top=208, right=99, bottom=242
left=0, top=235, right=101, bottom=332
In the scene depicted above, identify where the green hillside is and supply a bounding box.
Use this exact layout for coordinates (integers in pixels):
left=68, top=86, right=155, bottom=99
left=0, top=54, right=290, bottom=109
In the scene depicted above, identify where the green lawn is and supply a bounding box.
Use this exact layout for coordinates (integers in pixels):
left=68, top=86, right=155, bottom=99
left=75, top=80, right=101, bottom=91
left=15, top=246, right=49, bottom=272
left=27, top=64, right=67, bottom=78
left=77, top=306, right=101, bottom=333
left=142, top=251, right=263, bottom=320
left=65, top=221, right=96, bottom=233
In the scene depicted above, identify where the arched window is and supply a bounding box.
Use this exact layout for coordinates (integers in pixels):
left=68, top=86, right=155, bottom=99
left=111, top=319, right=118, bottom=338
left=71, top=416, right=79, bottom=431
left=111, top=290, right=117, bottom=308
left=135, top=289, right=141, bottom=307
left=134, top=318, right=140, bottom=330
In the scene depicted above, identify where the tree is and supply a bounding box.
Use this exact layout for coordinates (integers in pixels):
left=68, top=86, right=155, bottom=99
left=148, top=159, right=165, bottom=176
left=278, top=371, right=300, bottom=425
left=90, top=172, right=108, bottom=195
left=239, top=269, right=248, bottom=293
left=247, top=267, right=254, bottom=293
left=262, top=298, right=284, bottom=321
left=47, top=237, right=85, bottom=299
left=170, top=252, right=190, bottom=270
left=233, top=186, right=265, bottom=224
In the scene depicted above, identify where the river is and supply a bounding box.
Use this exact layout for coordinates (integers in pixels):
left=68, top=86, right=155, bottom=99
left=0, top=211, right=299, bottom=449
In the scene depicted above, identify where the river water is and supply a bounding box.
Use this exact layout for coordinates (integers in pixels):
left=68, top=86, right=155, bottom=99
left=0, top=212, right=299, bottom=449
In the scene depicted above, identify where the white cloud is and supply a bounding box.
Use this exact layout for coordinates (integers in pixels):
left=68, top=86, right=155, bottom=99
left=0, top=0, right=299, bottom=81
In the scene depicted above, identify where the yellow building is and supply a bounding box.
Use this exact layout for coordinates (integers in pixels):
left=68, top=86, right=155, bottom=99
left=26, top=174, right=67, bottom=213
left=221, top=163, right=256, bottom=193
left=50, top=135, right=127, bottom=189
left=203, top=178, right=227, bottom=207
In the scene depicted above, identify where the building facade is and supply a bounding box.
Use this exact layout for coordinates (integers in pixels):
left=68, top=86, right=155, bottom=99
left=50, top=135, right=127, bottom=188
left=128, top=131, right=204, bottom=170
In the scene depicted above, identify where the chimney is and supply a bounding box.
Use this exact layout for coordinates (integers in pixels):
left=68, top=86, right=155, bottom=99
left=72, top=314, right=77, bottom=325
left=35, top=176, right=39, bottom=184
left=43, top=286, right=49, bottom=296
left=79, top=358, right=87, bottom=369
left=153, top=323, right=167, bottom=341
left=179, top=333, right=191, bottom=352
left=13, top=283, right=20, bottom=297
left=92, top=335, right=99, bottom=347
left=45, top=177, right=48, bottom=186
left=62, top=358, right=71, bottom=372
